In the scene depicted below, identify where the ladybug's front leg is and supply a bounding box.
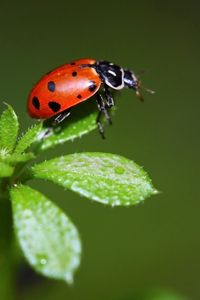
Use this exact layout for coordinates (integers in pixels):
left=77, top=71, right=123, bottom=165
left=96, top=92, right=112, bottom=139
left=103, top=85, right=115, bottom=108
left=96, top=110, right=105, bottom=139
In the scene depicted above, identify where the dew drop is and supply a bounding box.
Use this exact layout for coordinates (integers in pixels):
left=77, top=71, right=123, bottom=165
left=114, top=167, right=125, bottom=175
left=36, top=254, right=48, bottom=267
left=40, top=258, right=47, bottom=265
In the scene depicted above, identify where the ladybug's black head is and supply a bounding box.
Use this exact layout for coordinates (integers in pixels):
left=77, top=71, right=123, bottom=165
left=95, top=60, right=154, bottom=100
left=124, top=69, right=155, bottom=101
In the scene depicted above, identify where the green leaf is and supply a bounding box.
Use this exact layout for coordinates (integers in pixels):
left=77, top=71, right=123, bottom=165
left=40, top=104, right=98, bottom=151
left=10, top=185, right=81, bottom=283
left=14, top=123, right=42, bottom=154
left=31, top=153, right=157, bottom=206
left=0, top=104, right=19, bottom=152
left=0, top=161, right=13, bottom=178
left=4, top=153, right=35, bottom=165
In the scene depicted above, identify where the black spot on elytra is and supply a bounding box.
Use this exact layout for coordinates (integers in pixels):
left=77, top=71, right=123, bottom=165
left=32, top=96, right=40, bottom=110
left=77, top=94, right=82, bottom=99
left=70, top=62, right=76, bottom=65
left=47, top=81, right=56, bottom=92
left=72, top=71, right=77, bottom=77
left=48, top=101, right=61, bottom=112
left=89, top=81, right=97, bottom=92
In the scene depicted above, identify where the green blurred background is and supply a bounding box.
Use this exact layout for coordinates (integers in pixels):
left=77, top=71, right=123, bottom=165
left=0, top=0, right=199, bottom=299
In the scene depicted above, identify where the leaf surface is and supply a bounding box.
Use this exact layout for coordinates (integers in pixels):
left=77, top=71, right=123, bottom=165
left=10, top=185, right=81, bottom=282
left=0, top=104, right=19, bottom=152
left=32, top=153, right=157, bottom=206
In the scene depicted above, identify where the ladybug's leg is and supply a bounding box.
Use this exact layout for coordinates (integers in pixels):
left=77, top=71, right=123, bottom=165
left=52, top=108, right=71, bottom=125
left=96, top=92, right=112, bottom=138
left=96, top=111, right=105, bottom=139
left=96, top=92, right=112, bottom=125
left=42, top=108, right=72, bottom=139
left=103, top=85, right=114, bottom=108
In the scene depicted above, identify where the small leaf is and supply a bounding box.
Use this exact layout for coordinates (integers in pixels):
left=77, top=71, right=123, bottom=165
left=31, top=153, right=157, bottom=206
left=0, top=161, right=14, bottom=177
left=0, top=104, right=19, bottom=152
left=14, top=123, right=42, bottom=154
left=40, top=104, right=98, bottom=151
left=10, top=185, right=81, bottom=282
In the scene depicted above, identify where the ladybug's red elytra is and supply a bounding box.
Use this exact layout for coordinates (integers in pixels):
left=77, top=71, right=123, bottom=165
left=28, top=58, right=153, bottom=138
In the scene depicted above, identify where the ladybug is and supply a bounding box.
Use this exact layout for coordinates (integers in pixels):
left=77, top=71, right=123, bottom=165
left=28, top=58, right=153, bottom=138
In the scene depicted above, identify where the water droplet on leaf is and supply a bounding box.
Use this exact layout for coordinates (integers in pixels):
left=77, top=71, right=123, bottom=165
left=36, top=254, right=48, bottom=267
left=114, top=167, right=125, bottom=174
left=40, top=258, right=47, bottom=265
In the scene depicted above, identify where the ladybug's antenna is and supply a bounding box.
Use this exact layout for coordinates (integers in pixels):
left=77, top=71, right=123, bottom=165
left=136, top=84, right=155, bottom=101
left=135, top=87, right=144, bottom=101
left=141, top=86, right=155, bottom=94
left=135, top=73, right=155, bottom=101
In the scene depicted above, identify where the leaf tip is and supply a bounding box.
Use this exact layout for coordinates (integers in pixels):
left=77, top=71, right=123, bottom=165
left=65, top=272, right=74, bottom=285
left=2, top=102, right=17, bottom=116
left=2, top=101, right=10, bottom=107
left=152, top=189, right=160, bottom=195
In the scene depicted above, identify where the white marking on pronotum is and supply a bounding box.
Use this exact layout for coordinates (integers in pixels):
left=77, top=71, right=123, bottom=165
left=108, top=70, right=117, bottom=76
left=105, top=68, right=125, bottom=90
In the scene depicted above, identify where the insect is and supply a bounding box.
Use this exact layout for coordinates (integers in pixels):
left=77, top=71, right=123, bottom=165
left=28, top=58, right=154, bottom=138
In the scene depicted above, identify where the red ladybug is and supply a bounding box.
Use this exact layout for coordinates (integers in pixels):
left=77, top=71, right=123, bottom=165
left=28, top=58, right=153, bottom=137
